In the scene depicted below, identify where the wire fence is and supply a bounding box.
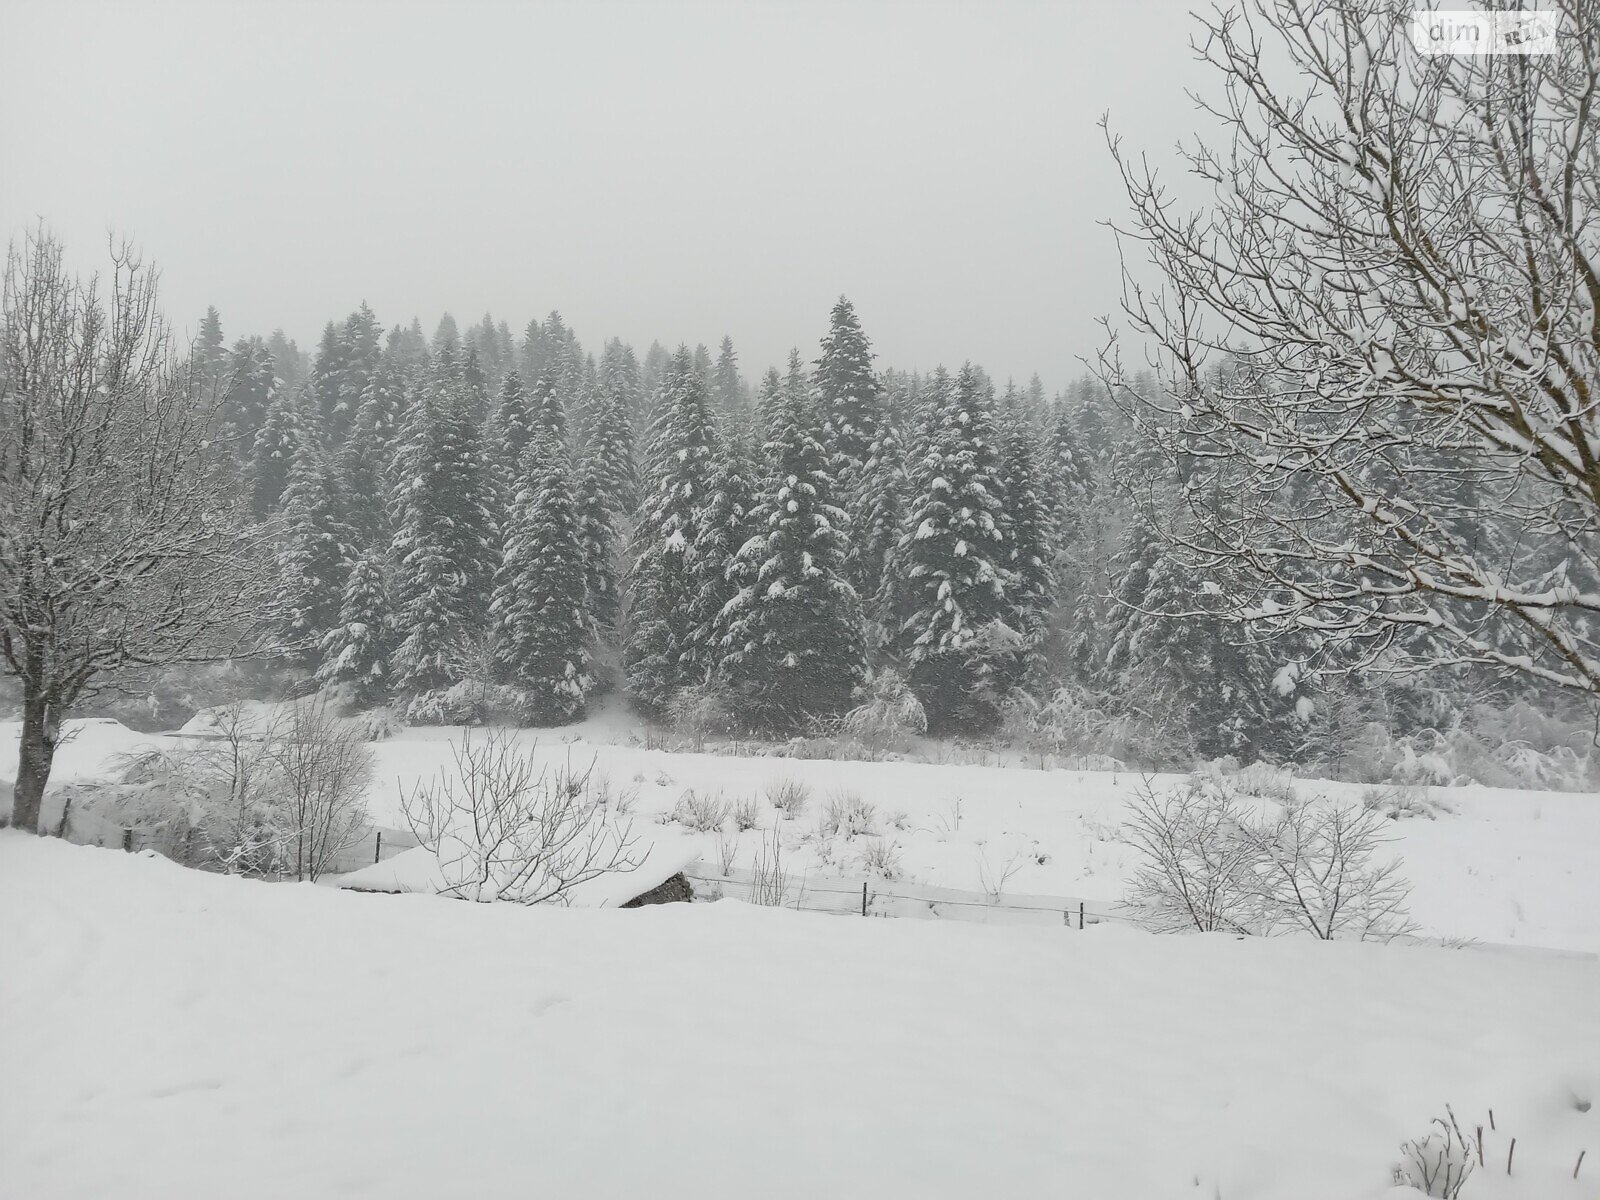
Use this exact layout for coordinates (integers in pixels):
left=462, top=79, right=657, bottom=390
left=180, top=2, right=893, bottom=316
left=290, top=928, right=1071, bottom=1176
left=52, top=803, right=420, bottom=882
left=682, top=862, right=1129, bottom=929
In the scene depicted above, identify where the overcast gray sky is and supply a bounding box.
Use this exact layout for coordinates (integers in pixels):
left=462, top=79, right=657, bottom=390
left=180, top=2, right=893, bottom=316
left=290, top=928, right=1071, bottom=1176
left=1, top=0, right=1210, bottom=391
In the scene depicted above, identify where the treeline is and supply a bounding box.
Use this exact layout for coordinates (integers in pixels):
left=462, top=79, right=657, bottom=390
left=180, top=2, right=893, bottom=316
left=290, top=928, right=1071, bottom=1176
left=196, top=297, right=1533, bottom=762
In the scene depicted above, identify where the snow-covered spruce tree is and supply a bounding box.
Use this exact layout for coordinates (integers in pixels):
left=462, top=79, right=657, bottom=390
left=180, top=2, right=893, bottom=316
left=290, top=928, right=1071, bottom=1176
left=308, top=320, right=348, bottom=441
left=220, top=335, right=276, bottom=457
left=275, top=444, right=356, bottom=667
left=711, top=334, right=753, bottom=442
left=334, top=302, right=383, bottom=445
left=717, top=349, right=866, bottom=728
left=855, top=404, right=910, bottom=649
left=387, top=353, right=497, bottom=696
left=574, top=456, right=620, bottom=634
left=688, top=424, right=758, bottom=673
left=815, top=296, right=879, bottom=516
left=624, top=346, right=720, bottom=712
left=489, top=433, right=592, bottom=724
left=487, top=370, right=534, bottom=507
left=315, top=550, right=394, bottom=705
left=585, top=371, right=638, bottom=521
left=895, top=364, right=1019, bottom=732
left=1046, top=393, right=1092, bottom=547
left=998, top=383, right=1054, bottom=654
left=337, top=359, right=407, bottom=553
left=247, top=383, right=306, bottom=517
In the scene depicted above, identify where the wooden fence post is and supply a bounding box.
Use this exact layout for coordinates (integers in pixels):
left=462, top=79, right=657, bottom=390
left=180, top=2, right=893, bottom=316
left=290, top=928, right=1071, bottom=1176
left=861, top=881, right=868, bottom=917
left=374, top=830, right=383, bottom=864
left=1079, top=901, right=1085, bottom=930
left=122, top=827, right=133, bottom=853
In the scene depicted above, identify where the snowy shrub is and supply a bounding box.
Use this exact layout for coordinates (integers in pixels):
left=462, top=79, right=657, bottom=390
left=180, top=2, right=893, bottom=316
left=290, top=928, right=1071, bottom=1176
left=887, top=808, right=911, bottom=831
left=1121, top=776, right=1265, bottom=934
left=1001, top=685, right=1185, bottom=769
left=400, top=728, right=642, bottom=905
left=671, top=788, right=731, bottom=832
left=818, top=788, right=878, bottom=838
left=268, top=699, right=375, bottom=881
left=666, top=684, right=739, bottom=748
left=1122, top=777, right=1416, bottom=940
left=400, top=679, right=523, bottom=727
left=859, top=836, right=903, bottom=879
left=765, top=776, right=810, bottom=820
left=840, top=669, right=928, bottom=749
left=1392, top=1108, right=1475, bottom=1197
left=1361, top=784, right=1449, bottom=821
left=1199, top=758, right=1296, bottom=803
left=731, top=796, right=761, bottom=832
left=1245, top=801, right=1415, bottom=941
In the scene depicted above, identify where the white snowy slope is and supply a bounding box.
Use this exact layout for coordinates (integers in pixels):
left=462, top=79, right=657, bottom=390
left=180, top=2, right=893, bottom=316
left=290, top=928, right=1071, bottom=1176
left=1, top=834, right=1595, bottom=1200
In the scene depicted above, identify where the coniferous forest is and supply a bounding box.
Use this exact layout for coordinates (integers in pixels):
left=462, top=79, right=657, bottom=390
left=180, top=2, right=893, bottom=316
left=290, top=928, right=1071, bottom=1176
left=173, top=292, right=1578, bottom=771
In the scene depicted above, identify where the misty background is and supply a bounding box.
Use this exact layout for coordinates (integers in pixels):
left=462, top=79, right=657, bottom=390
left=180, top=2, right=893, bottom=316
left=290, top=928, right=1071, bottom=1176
left=0, top=0, right=1206, bottom=387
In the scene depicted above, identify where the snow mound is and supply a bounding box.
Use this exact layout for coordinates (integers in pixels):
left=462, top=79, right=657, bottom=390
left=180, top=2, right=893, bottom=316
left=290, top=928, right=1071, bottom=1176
left=2, top=832, right=1596, bottom=1200
left=335, top=823, right=702, bottom=908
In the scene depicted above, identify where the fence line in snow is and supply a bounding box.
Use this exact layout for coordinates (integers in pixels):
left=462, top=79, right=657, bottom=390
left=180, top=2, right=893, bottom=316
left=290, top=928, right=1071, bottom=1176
left=681, top=861, right=1128, bottom=929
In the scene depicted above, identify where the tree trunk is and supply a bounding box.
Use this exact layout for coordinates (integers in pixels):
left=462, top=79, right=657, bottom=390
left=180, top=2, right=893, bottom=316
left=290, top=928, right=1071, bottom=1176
left=11, top=688, right=59, bottom=834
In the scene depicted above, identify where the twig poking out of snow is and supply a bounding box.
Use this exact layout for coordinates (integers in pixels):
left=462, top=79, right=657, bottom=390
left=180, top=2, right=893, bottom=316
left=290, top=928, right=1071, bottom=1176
left=1392, top=1106, right=1476, bottom=1197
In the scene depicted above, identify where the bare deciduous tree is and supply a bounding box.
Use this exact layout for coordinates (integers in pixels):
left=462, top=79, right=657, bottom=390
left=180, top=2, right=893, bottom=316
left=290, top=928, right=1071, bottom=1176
left=1102, top=0, right=1600, bottom=693
left=399, top=729, right=643, bottom=905
left=1, top=228, right=267, bottom=831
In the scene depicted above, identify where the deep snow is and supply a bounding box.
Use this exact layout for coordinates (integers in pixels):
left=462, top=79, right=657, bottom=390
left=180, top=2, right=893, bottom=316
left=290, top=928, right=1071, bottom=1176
left=1, top=833, right=1595, bottom=1200
left=7, top=710, right=1596, bottom=951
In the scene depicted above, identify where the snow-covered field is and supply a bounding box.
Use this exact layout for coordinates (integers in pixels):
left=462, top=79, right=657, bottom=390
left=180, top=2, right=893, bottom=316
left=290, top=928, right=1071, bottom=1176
left=1, top=832, right=1596, bottom=1200
left=9, top=708, right=1598, bottom=951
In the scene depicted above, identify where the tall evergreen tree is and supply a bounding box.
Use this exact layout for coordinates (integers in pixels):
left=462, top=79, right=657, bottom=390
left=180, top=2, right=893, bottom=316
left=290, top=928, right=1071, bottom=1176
left=625, top=347, right=720, bottom=711
left=998, top=384, right=1054, bottom=650
left=815, top=296, right=879, bottom=505
left=221, top=335, right=276, bottom=457
left=276, top=449, right=356, bottom=666
left=855, top=400, right=910, bottom=647
left=574, top=457, right=620, bottom=633
left=489, top=434, right=592, bottom=723
left=387, top=354, right=496, bottom=694
left=334, top=302, right=383, bottom=443
left=247, top=384, right=305, bottom=517
left=716, top=351, right=865, bottom=727
left=585, top=376, right=638, bottom=521
left=309, top=321, right=347, bottom=438
left=315, top=550, right=394, bottom=704
left=896, top=364, right=1017, bottom=731
left=487, top=371, right=534, bottom=505
left=688, top=426, right=757, bottom=672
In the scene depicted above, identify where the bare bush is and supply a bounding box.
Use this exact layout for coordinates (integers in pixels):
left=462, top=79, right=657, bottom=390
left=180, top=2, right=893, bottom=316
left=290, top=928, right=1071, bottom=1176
left=714, top=828, right=739, bottom=876
left=666, top=684, right=739, bottom=749
left=1122, top=776, right=1416, bottom=940
left=765, top=775, right=810, bottom=820
left=1393, top=1108, right=1476, bottom=1198
left=1245, top=802, right=1416, bottom=941
left=270, top=700, right=373, bottom=881
left=748, top=826, right=790, bottom=906
left=977, top=845, right=1027, bottom=901
left=400, top=728, right=642, bottom=905
left=671, top=788, right=731, bottom=832
left=1121, top=777, right=1264, bottom=934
